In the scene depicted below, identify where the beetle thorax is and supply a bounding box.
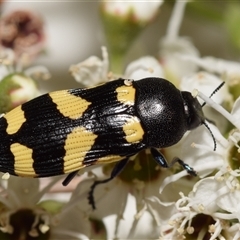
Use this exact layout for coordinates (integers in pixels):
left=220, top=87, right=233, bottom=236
left=133, top=78, right=189, bottom=148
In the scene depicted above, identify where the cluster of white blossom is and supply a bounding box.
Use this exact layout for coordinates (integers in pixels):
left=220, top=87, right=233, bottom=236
left=1, top=0, right=240, bottom=239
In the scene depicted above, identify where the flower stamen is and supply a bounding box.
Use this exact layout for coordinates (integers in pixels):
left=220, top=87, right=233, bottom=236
left=197, top=91, right=240, bottom=129
left=191, top=142, right=213, bottom=151
left=1, top=172, right=10, bottom=180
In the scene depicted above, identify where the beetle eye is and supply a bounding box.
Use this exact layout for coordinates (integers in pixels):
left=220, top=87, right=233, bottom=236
left=181, top=91, right=205, bottom=130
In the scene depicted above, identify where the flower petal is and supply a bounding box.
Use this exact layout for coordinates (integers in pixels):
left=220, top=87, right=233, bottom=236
left=7, top=177, right=40, bottom=207
left=124, top=56, right=164, bottom=80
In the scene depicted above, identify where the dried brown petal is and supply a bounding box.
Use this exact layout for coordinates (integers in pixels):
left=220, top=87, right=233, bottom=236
left=0, top=10, right=45, bottom=63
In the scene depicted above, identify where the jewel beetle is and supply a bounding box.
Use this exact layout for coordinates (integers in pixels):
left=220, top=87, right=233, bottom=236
left=0, top=77, right=215, bottom=209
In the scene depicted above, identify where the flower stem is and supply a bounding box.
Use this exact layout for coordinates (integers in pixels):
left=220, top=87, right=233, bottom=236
left=166, top=0, right=187, bottom=40
left=109, top=52, right=125, bottom=74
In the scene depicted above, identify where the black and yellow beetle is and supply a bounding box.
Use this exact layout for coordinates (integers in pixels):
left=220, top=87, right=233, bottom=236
left=0, top=77, right=215, bottom=209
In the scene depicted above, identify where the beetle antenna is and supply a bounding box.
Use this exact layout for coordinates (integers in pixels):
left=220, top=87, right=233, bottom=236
left=200, top=81, right=225, bottom=151
left=203, top=121, right=216, bottom=151
left=201, top=81, right=225, bottom=107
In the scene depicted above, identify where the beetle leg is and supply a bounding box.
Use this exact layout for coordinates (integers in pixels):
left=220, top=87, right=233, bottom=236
left=88, top=157, right=129, bottom=210
left=174, top=158, right=197, bottom=176
left=150, top=148, right=197, bottom=176
left=62, top=170, right=79, bottom=186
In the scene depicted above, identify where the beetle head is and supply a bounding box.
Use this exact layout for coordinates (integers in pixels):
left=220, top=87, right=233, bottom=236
left=181, top=91, right=205, bottom=130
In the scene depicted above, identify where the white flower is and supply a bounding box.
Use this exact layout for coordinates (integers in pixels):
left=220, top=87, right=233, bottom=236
left=159, top=124, right=226, bottom=193
left=0, top=176, right=91, bottom=239
left=0, top=48, right=50, bottom=81
left=101, top=0, right=163, bottom=22
left=160, top=37, right=199, bottom=83
left=0, top=73, right=41, bottom=113
left=0, top=48, right=15, bottom=80
left=79, top=153, right=179, bottom=239
left=67, top=42, right=240, bottom=239
left=0, top=10, right=45, bottom=64
left=159, top=0, right=199, bottom=84
left=180, top=72, right=233, bottom=132
left=160, top=170, right=240, bottom=240
left=159, top=91, right=240, bottom=194
left=69, top=46, right=110, bottom=86
left=180, top=72, right=232, bottom=105
left=160, top=94, right=240, bottom=192
left=9, top=74, right=39, bottom=103
left=0, top=48, right=50, bottom=113
left=70, top=48, right=164, bottom=87
left=198, top=91, right=240, bottom=130
left=158, top=92, right=240, bottom=239
left=179, top=55, right=240, bottom=85
left=124, top=56, right=164, bottom=80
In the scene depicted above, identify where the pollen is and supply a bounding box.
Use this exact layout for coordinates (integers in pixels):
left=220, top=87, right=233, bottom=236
left=208, top=224, right=215, bottom=233
left=177, top=227, right=184, bottom=234
left=133, top=159, right=142, bottom=171
left=1, top=172, right=10, bottom=180
left=132, top=179, right=145, bottom=190
left=28, top=228, right=39, bottom=237
left=124, top=79, right=133, bottom=86
left=198, top=204, right=205, bottom=212
left=191, top=89, right=198, bottom=98
left=0, top=224, right=13, bottom=234
left=39, top=224, right=50, bottom=234
left=187, top=226, right=194, bottom=234
left=168, top=220, right=176, bottom=226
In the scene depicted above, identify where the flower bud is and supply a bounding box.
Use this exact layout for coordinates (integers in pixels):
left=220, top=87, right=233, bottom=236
left=100, top=1, right=163, bottom=73
left=0, top=10, right=45, bottom=64
left=0, top=73, right=40, bottom=113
